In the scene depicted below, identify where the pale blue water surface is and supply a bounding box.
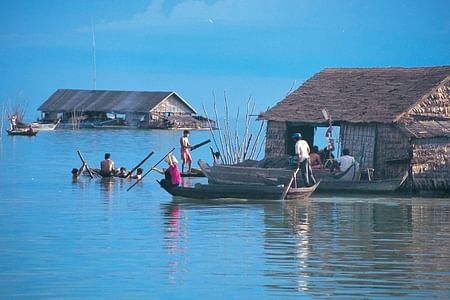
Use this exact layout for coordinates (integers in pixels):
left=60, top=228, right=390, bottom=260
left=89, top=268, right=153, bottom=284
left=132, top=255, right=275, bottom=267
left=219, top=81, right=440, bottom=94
left=1, top=130, right=450, bottom=299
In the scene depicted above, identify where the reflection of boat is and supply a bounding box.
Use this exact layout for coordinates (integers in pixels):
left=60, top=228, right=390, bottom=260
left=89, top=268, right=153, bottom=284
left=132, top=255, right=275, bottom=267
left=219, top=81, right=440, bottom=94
left=6, top=129, right=38, bottom=136
left=159, top=181, right=320, bottom=200
left=198, top=160, right=407, bottom=194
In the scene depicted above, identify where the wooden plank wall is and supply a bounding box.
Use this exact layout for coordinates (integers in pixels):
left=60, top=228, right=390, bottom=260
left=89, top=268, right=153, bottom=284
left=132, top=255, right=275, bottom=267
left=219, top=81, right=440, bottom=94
left=412, top=137, right=450, bottom=191
left=265, top=121, right=287, bottom=158
left=340, top=124, right=376, bottom=172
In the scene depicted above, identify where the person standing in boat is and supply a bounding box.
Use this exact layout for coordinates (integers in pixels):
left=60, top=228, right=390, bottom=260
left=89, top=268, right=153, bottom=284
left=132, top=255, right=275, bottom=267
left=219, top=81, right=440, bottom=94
left=292, top=133, right=316, bottom=187
left=8, top=114, right=17, bottom=130
left=180, top=130, right=192, bottom=173
left=100, top=153, right=115, bottom=177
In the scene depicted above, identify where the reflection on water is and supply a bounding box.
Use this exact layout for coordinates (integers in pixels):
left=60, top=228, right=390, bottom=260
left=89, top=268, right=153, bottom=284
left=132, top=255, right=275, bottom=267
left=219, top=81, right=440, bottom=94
left=162, top=203, right=188, bottom=285
left=1, top=131, right=449, bottom=299
left=261, top=198, right=450, bottom=298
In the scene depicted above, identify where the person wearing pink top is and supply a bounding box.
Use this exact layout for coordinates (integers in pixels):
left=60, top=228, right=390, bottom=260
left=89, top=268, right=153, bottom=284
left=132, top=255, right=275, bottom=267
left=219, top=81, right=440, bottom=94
left=160, top=153, right=181, bottom=188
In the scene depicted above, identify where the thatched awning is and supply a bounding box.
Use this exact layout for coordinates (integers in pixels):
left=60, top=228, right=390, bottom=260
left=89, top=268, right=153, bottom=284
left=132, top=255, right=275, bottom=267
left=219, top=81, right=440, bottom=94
left=38, top=89, right=197, bottom=114
left=399, top=120, right=450, bottom=138
left=259, top=66, right=450, bottom=124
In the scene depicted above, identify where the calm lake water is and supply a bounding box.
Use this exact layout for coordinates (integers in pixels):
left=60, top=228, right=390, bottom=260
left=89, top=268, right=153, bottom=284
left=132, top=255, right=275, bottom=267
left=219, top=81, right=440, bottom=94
left=1, top=130, right=450, bottom=299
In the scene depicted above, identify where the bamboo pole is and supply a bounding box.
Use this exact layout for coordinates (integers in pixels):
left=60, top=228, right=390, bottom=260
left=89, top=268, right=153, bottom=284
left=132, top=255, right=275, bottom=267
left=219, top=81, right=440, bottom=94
left=201, top=102, right=221, bottom=155
left=249, top=120, right=265, bottom=160
left=212, top=92, right=228, bottom=164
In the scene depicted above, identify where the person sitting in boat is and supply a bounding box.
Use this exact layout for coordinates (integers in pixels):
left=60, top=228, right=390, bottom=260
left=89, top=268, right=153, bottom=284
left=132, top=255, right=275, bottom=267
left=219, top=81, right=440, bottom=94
left=116, top=167, right=128, bottom=178
left=159, top=153, right=181, bottom=188
left=129, top=168, right=143, bottom=180
left=336, top=148, right=356, bottom=173
left=72, top=162, right=86, bottom=180
left=27, top=125, right=35, bottom=133
left=310, top=146, right=323, bottom=170
left=213, top=151, right=222, bottom=166
left=100, top=153, right=115, bottom=177
left=180, top=130, right=192, bottom=173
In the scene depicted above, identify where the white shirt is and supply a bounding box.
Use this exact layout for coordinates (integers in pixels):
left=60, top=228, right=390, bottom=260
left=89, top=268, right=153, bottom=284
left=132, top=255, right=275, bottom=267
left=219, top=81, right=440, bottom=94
left=338, top=155, right=355, bottom=172
left=295, top=140, right=310, bottom=162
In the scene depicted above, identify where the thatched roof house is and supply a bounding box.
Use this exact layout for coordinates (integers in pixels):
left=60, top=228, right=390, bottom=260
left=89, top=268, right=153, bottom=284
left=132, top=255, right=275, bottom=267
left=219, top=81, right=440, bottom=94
left=259, top=66, right=450, bottom=192
left=38, top=89, right=212, bottom=128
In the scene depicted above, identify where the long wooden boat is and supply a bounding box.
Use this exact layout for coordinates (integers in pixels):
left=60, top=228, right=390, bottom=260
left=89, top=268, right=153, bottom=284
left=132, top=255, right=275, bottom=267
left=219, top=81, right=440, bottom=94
left=159, top=181, right=320, bottom=200
left=30, top=119, right=60, bottom=131
left=6, top=129, right=38, bottom=136
left=198, top=160, right=407, bottom=194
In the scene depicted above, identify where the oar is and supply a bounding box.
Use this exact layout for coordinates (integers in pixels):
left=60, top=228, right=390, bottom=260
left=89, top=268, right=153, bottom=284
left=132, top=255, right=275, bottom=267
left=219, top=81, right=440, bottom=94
left=77, top=150, right=94, bottom=178
left=190, top=139, right=211, bottom=151
left=126, top=148, right=175, bottom=192
left=125, top=151, right=154, bottom=178
left=280, top=168, right=300, bottom=200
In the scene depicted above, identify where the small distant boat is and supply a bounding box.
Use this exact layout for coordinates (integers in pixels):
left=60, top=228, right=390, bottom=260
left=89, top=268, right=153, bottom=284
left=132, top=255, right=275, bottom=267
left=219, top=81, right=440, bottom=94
left=159, top=181, right=320, bottom=200
left=30, top=119, right=60, bottom=131
left=6, top=129, right=38, bottom=136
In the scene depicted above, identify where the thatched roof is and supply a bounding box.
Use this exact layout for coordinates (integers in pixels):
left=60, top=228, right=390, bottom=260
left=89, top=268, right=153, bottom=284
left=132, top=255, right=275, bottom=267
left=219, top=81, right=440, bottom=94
left=259, top=66, right=450, bottom=124
left=38, top=89, right=197, bottom=114
left=400, top=120, right=450, bottom=138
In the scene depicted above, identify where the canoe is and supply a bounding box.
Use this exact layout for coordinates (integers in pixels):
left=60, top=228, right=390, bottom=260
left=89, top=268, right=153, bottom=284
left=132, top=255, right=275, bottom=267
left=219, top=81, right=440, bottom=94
left=159, top=181, right=320, bottom=200
left=6, top=129, right=38, bottom=136
left=30, top=119, right=60, bottom=131
left=198, top=160, right=407, bottom=194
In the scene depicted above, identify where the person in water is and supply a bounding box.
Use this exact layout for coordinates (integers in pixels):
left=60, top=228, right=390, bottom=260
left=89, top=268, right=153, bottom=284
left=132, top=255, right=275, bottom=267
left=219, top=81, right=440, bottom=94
left=72, top=162, right=86, bottom=180
left=129, top=168, right=144, bottom=180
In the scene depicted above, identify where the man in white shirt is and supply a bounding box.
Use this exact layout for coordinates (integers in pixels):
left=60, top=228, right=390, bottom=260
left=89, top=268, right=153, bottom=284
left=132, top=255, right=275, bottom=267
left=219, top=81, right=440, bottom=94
left=338, top=148, right=355, bottom=173
left=293, top=133, right=316, bottom=187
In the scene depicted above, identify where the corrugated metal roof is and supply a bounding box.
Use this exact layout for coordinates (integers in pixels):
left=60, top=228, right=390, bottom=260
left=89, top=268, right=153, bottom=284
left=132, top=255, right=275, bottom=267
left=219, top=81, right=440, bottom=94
left=38, top=89, right=197, bottom=114
left=259, top=66, right=450, bottom=124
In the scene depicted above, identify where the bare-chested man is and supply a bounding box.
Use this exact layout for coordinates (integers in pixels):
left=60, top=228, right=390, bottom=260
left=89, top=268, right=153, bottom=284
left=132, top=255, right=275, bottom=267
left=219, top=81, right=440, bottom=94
left=180, top=130, right=192, bottom=173
left=100, top=153, right=114, bottom=177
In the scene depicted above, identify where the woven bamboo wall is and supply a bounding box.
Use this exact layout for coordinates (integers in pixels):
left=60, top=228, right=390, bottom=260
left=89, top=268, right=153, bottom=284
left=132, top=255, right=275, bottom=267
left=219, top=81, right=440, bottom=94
left=265, top=121, right=287, bottom=158
left=412, top=137, right=450, bottom=191
left=340, top=124, right=376, bottom=172
left=375, top=124, right=410, bottom=179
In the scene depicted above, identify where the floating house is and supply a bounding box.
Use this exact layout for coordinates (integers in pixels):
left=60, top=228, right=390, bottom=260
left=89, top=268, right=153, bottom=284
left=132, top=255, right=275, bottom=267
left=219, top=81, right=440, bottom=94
left=38, top=89, right=215, bottom=129
left=259, top=66, right=450, bottom=193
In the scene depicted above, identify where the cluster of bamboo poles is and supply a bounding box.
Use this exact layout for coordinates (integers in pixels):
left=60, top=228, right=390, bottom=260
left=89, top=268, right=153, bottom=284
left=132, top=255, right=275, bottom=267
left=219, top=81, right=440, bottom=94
left=71, top=109, right=84, bottom=130
left=202, top=92, right=266, bottom=165
left=1, top=96, right=29, bottom=137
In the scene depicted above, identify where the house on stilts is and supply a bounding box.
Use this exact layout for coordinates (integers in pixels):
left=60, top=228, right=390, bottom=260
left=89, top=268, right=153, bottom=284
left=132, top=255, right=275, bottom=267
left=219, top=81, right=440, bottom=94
left=38, top=89, right=215, bottom=130
left=259, top=66, right=450, bottom=194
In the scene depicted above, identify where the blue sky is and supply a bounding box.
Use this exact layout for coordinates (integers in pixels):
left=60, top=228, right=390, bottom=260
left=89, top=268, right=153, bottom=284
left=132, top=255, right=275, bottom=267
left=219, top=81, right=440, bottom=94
left=1, top=0, right=449, bottom=120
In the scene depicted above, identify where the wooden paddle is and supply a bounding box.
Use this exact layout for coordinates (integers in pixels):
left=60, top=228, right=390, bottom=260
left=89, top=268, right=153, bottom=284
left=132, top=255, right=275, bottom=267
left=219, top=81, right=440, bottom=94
left=125, top=151, right=154, bottom=178
left=126, top=148, right=175, bottom=192
left=77, top=150, right=94, bottom=178
left=190, top=139, right=211, bottom=151
left=280, top=168, right=300, bottom=200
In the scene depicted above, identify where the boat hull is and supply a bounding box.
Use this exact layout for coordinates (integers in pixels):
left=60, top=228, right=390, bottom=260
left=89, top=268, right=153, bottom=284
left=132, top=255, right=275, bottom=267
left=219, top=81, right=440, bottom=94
left=160, top=181, right=319, bottom=200
left=6, top=129, right=38, bottom=136
left=198, top=160, right=406, bottom=194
